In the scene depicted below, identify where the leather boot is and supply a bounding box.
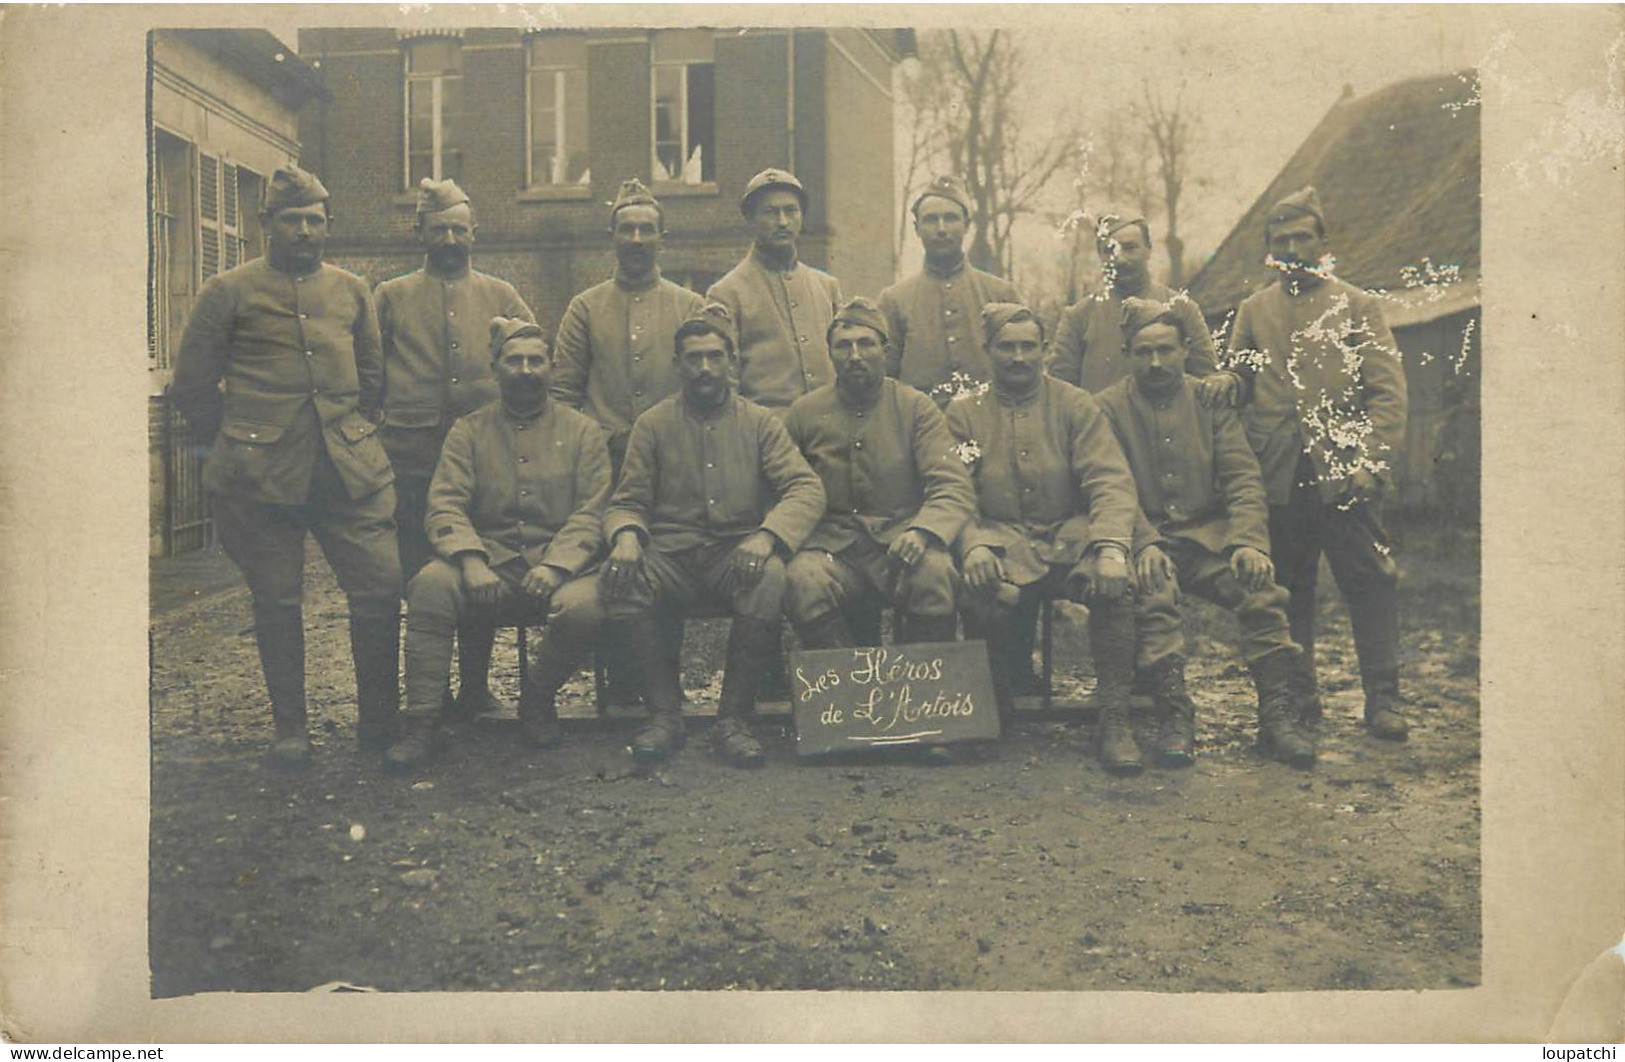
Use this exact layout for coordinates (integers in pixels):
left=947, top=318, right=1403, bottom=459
left=901, top=611, right=958, bottom=645
left=384, top=714, right=437, bottom=773
left=1361, top=667, right=1409, bottom=741
left=1149, top=654, right=1197, bottom=767
left=1291, top=644, right=1324, bottom=727
left=628, top=612, right=686, bottom=763
left=254, top=603, right=311, bottom=769
left=712, top=619, right=776, bottom=768
left=1253, top=649, right=1317, bottom=768
left=798, top=610, right=853, bottom=650
left=451, top=619, right=512, bottom=718
left=519, top=627, right=584, bottom=749
left=1089, top=600, right=1142, bottom=775
left=349, top=597, right=401, bottom=754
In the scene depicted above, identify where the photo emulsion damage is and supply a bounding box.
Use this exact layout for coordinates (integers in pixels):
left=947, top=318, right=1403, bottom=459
left=146, top=20, right=1481, bottom=996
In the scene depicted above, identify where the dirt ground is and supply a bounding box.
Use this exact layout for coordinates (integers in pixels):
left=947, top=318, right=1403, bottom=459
left=148, top=520, right=1479, bottom=996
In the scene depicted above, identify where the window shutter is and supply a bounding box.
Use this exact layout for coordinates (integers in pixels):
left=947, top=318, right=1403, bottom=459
left=199, top=153, right=219, bottom=223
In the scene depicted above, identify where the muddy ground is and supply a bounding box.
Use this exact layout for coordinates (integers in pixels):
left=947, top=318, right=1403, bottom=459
left=149, top=520, right=1479, bottom=996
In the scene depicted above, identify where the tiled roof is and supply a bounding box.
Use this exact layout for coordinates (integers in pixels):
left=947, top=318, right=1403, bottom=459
left=1187, top=72, right=1480, bottom=323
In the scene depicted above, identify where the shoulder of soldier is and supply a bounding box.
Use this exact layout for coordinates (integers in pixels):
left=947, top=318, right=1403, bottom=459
left=1048, top=376, right=1104, bottom=417
left=786, top=384, right=835, bottom=420
left=549, top=401, right=603, bottom=435
left=706, top=259, right=751, bottom=296
left=373, top=267, right=422, bottom=293
left=1094, top=376, right=1135, bottom=415
left=878, top=273, right=919, bottom=302
left=318, top=261, right=372, bottom=291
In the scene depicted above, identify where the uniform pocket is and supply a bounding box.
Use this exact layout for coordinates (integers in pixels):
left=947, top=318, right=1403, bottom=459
left=335, top=412, right=393, bottom=482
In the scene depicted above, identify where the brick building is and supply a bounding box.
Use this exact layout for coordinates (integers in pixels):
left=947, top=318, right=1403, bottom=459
left=296, top=27, right=916, bottom=330
left=148, top=30, right=326, bottom=556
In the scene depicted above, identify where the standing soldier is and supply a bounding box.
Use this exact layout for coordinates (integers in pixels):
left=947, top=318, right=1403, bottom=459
left=551, top=178, right=705, bottom=469
left=706, top=168, right=842, bottom=412
left=375, top=178, right=535, bottom=719
left=1210, top=187, right=1409, bottom=740
left=599, top=305, right=825, bottom=768
left=385, top=317, right=612, bottom=771
left=550, top=178, right=705, bottom=707
left=172, top=165, right=401, bottom=768
left=1097, top=298, right=1317, bottom=768
left=1051, top=211, right=1222, bottom=395
left=783, top=296, right=975, bottom=650
left=878, top=175, right=1021, bottom=401
left=946, top=303, right=1146, bottom=774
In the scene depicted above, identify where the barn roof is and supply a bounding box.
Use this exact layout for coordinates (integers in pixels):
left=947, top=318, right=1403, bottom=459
left=1187, top=71, right=1480, bottom=329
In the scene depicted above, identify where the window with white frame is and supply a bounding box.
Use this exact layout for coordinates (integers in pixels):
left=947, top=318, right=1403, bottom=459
left=404, top=36, right=463, bottom=187
left=527, top=33, right=591, bottom=188
left=651, top=30, right=715, bottom=185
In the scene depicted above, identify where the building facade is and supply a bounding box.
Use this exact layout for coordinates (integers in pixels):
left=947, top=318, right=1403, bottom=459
left=148, top=30, right=326, bottom=556
left=296, top=27, right=914, bottom=328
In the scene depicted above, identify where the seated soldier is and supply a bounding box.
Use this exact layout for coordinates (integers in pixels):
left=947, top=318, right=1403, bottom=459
left=599, top=304, right=825, bottom=768
left=1096, top=298, right=1316, bottom=769
left=385, top=317, right=612, bottom=771
left=946, top=303, right=1146, bottom=775
left=783, top=296, right=975, bottom=651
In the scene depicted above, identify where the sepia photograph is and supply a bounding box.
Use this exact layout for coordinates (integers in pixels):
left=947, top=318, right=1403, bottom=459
left=1, top=1, right=1620, bottom=1045
left=144, top=10, right=1482, bottom=997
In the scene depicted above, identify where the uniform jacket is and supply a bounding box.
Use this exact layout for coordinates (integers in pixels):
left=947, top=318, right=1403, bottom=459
left=1226, top=276, right=1407, bottom=505
left=877, top=259, right=1020, bottom=397
left=783, top=378, right=975, bottom=555
left=605, top=392, right=825, bottom=555
left=1096, top=375, right=1271, bottom=557
left=424, top=399, right=610, bottom=575
left=706, top=250, right=841, bottom=410
left=1051, top=281, right=1218, bottom=394
left=374, top=265, right=534, bottom=477
left=945, top=378, right=1140, bottom=585
left=172, top=257, right=392, bottom=505
left=549, top=271, right=705, bottom=447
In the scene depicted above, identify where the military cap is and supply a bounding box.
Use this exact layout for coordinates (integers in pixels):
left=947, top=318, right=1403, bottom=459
left=1265, top=186, right=1326, bottom=233
left=911, top=174, right=971, bottom=219
left=1120, top=296, right=1180, bottom=340
left=981, top=301, right=1043, bottom=346
left=826, top=295, right=889, bottom=346
left=1094, top=209, right=1149, bottom=242
left=415, top=177, right=471, bottom=219
left=609, top=177, right=662, bottom=223
left=739, top=167, right=808, bottom=217
left=263, top=165, right=330, bottom=214
left=488, top=315, right=547, bottom=361
left=677, top=302, right=739, bottom=354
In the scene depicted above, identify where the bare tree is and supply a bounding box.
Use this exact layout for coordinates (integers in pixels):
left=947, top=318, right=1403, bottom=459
left=1134, top=80, right=1201, bottom=289
left=898, top=30, right=1079, bottom=279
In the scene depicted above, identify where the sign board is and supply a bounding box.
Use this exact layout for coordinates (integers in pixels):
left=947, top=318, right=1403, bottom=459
left=789, top=641, right=1000, bottom=757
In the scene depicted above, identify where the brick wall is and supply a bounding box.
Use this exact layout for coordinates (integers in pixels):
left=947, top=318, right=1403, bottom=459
left=299, top=27, right=897, bottom=330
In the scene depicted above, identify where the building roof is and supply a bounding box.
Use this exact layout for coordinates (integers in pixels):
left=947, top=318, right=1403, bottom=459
left=165, top=29, right=329, bottom=109
left=1187, top=71, right=1480, bottom=328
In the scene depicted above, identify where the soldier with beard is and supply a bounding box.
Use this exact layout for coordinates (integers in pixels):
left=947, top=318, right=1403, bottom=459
left=385, top=317, right=612, bottom=771
left=1210, top=187, right=1409, bottom=741
left=783, top=296, right=975, bottom=651
left=172, top=165, right=401, bottom=768
left=375, top=178, right=535, bottom=719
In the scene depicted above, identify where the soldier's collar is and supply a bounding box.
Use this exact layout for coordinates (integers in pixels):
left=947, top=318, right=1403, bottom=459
left=923, top=253, right=967, bottom=281
left=750, top=245, right=799, bottom=274
left=613, top=266, right=662, bottom=292
left=993, top=378, right=1044, bottom=407
left=425, top=258, right=471, bottom=281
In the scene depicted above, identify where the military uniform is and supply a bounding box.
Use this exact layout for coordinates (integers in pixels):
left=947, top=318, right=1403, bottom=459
left=550, top=270, right=704, bottom=467
left=783, top=377, right=974, bottom=641
left=1052, top=282, right=1218, bottom=394
left=397, top=393, right=611, bottom=757
left=945, top=372, right=1143, bottom=739
left=171, top=165, right=402, bottom=762
left=878, top=261, right=1020, bottom=400
left=706, top=249, right=841, bottom=411
left=1228, top=270, right=1406, bottom=716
